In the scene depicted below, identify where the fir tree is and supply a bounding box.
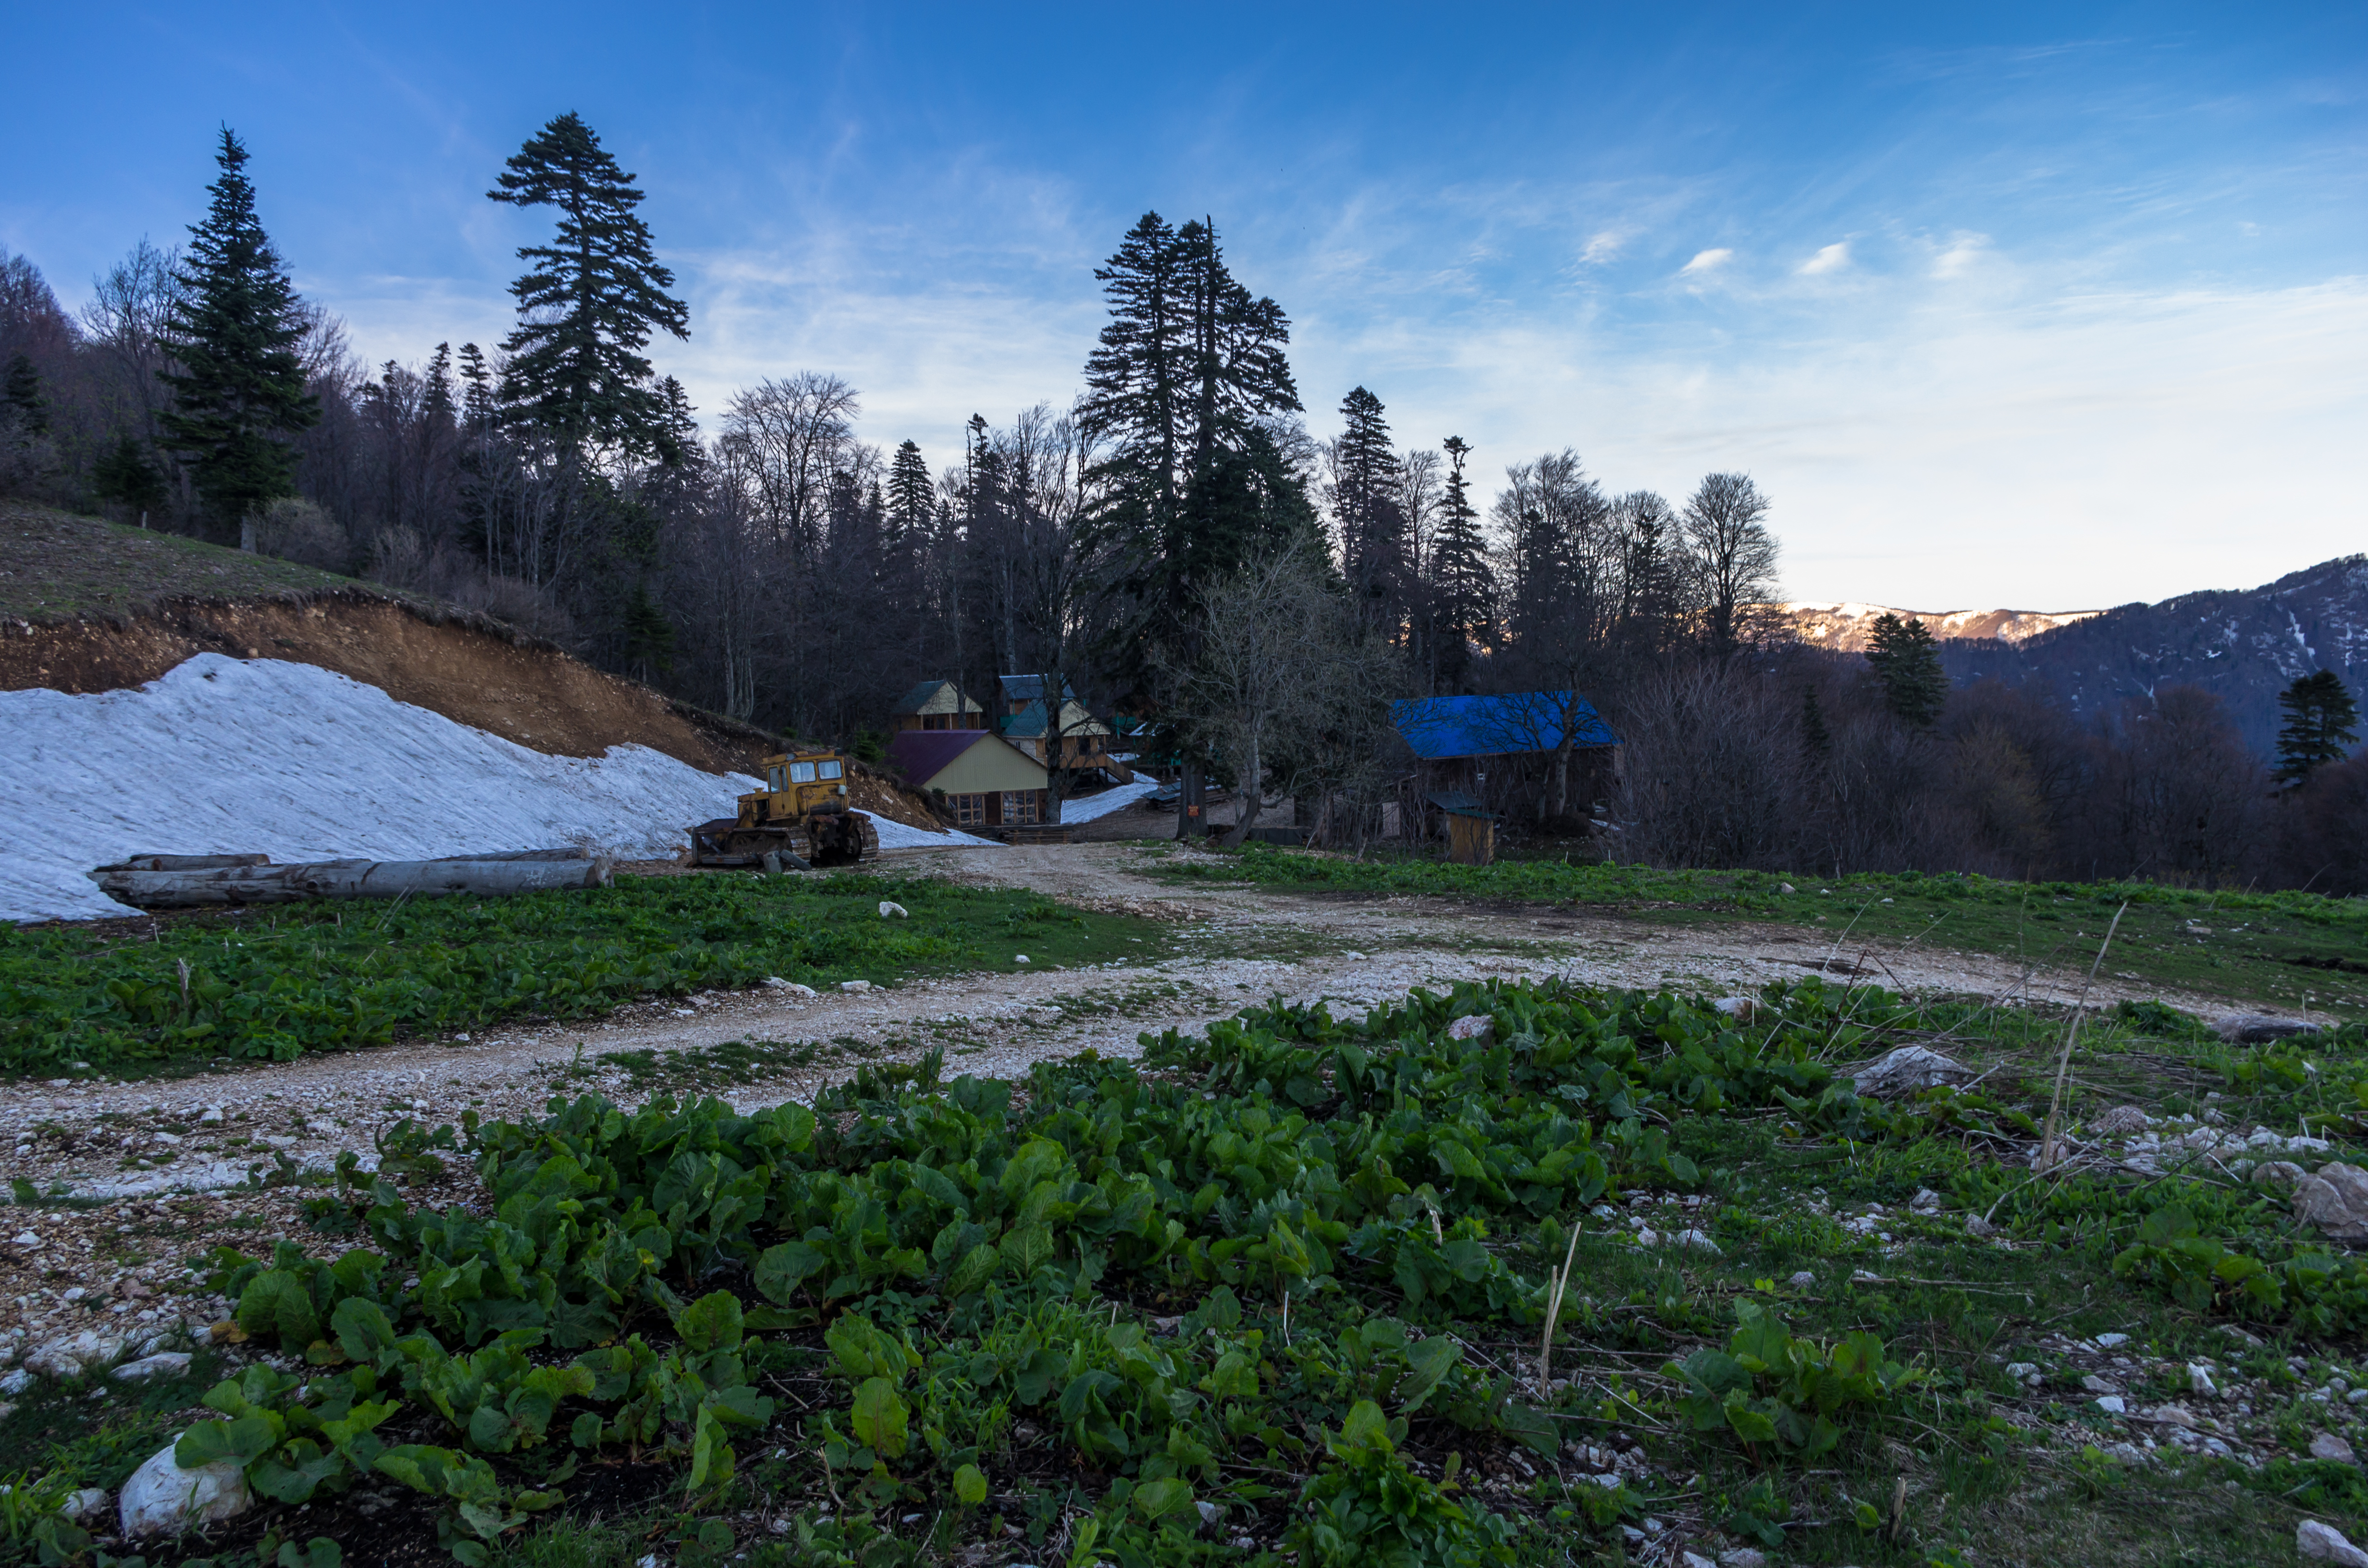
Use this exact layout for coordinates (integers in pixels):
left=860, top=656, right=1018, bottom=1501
left=1801, top=687, right=1832, bottom=760
left=423, top=342, right=456, bottom=421
left=1864, top=613, right=1949, bottom=728
left=3, top=352, right=46, bottom=434
left=620, top=581, right=676, bottom=682
left=1429, top=435, right=1493, bottom=689
left=489, top=112, right=689, bottom=465
left=158, top=127, right=319, bottom=544
left=2275, top=670, right=2360, bottom=785
left=93, top=433, right=169, bottom=518
left=1333, top=385, right=1406, bottom=621
left=887, top=440, right=934, bottom=537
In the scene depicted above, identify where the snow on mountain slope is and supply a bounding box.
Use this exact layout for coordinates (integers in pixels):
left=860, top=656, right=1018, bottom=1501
left=1782, top=602, right=2101, bottom=650
left=0, top=654, right=989, bottom=924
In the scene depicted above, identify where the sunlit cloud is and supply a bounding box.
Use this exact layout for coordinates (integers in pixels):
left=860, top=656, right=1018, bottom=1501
left=1680, top=247, right=1733, bottom=274
left=1798, top=241, right=1850, bottom=275
left=1932, top=233, right=1992, bottom=279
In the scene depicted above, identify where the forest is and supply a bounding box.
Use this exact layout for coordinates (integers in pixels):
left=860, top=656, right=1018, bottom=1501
left=1, top=114, right=2361, bottom=893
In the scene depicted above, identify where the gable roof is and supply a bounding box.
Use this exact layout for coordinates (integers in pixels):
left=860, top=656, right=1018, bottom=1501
left=887, top=727, right=1047, bottom=791
left=1390, top=690, right=1619, bottom=760
left=1000, top=697, right=1110, bottom=739
left=998, top=674, right=1077, bottom=706
left=891, top=679, right=982, bottom=717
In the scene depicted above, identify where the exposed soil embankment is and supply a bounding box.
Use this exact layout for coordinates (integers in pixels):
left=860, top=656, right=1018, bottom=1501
left=1, top=502, right=948, bottom=829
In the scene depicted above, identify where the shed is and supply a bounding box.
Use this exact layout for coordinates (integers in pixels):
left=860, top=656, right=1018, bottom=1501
left=886, top=729, right=1049, bottom=829
left=890, top=680, right=986, bottom=732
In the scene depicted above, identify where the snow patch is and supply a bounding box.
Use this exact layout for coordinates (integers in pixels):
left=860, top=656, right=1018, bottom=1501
left=855, top=811, right=996, bottom=850
left=1057, top=778, right=1159, bottom=822
left=0, top=655, right=764, bottom=924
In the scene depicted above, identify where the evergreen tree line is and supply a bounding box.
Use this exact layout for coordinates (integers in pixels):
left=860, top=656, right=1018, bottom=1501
left=2, top=116, right=2362, bottom=887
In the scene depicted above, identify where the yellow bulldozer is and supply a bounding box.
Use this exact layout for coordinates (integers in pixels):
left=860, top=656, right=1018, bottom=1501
left=686, top=749, right=881, bottom=870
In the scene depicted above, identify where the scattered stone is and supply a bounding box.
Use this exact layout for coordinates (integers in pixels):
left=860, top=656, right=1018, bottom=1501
left=112, top=1352, right=191, bottom=1382
left=0, top=1370, right=29, bottom=1395
left=2313, top=1433, right=2359, bottom=1465
left=1195, top=1500, right=1221, bottom=1530
left=2095, top=1395, right=2126, bottom=1415
left=2091, top=1104, right=2151, bottom=1134
left=2148, top=1403, right=2198, bottom=1429
left=878, top=901, right=909, bottom=919
left=24, top=1330, right=124, bottom=1379
left=1777, top=883, right=1795, bottom=894
left=1013, top=954, right=1029, bottom=964
left=1966, top=1214, right=1998, bottom=1237
left=1851, top=1045, right=1973, bottom=1099
left=2095, top=1332, right=2131, bottom=1348
left=62, top=1488, right=109, bottom=1524
left=1711, top=996, right=1758, bottom=1021
left=1446, top=1015, right=1494, bottom=1042
left=10, top=1230, right=40, bottom=1249
left=1787, top=1271, right=1817, bottom=1288
left=2299, top=1519, right=2368, bottom=1566
left=119, top=1440, right=251, bottom=1537
left=2217, top=1014, right=2322, bottom=1044
left=2254, top=1161, right=2307, bottom=1191
left=839, top=980, right=874, bottom=994
left=1665, top=1228, right=1722, bottom=1254
left=2219, top=1323, right=2265, bottom=1348
left=2291, top=1163, right=2368, bottom=1245
left=1910, top=1188, right=1943, bottom=1213
left=764, top=979, right=817, bottom=997
left=1717, top=1551, right=1769, bottom=1568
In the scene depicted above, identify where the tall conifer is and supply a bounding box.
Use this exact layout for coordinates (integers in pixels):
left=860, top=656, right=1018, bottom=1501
left=1865, top=614, right=1949, bottom=727
left=2275, top=670, right=2360, bottom=785
left=1334, top=386, right=1406, bottom=623
left=489, top=113, right=689, bottom=466
left=159, top=128, right=318, bottom=544
left=1429, top=435, right=1493, bottom=689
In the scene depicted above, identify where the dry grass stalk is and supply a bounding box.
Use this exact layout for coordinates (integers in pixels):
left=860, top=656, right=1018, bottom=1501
left=2036, top=901, right=2129, bottom=1170
left=1537, top=1221, right=1583, bottom=1385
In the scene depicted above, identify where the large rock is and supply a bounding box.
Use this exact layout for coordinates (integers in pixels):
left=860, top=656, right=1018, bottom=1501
left=2291, top=1163, right=2368, bottom=1245
left=1851, top=1046, right=1972, bottom=1099
left=2217, top=1014, right=2322, bottom=1044
left=119, top=1439, right=251, bottom=1538
left=22, top=1329, right=124, bottom=1379
left=2300, top=1519, right=2368, bottom=1566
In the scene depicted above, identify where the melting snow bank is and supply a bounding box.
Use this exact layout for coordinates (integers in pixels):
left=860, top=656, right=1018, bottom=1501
left=1057, top=778, right=1159, bottom=822
left=0, top=654, right=765, bottom=924
left=857, top=811, right=997, bottom=850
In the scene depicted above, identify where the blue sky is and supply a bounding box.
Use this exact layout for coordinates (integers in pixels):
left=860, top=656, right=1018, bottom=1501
left=5, top=3, right=2362, bottom=608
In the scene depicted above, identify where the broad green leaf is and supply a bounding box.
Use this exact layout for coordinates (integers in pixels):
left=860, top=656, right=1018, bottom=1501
left=953, top=1462, right=988, bottom=1506
left=331, top=1297, right=399, bottom=1363
left=1399, top=1336, right=1462, bottom=1411
left=850, top=1376, right=910, bottom=1459
left=1337, top=1399, right=1392, bottom=1453
left=671, top=1290, right=744, bottom=1355
left=1132, top=1477, right=1195, bottom=1521
left=236, top=1268, right=322, bottom=1349
left=753, top=1241, right=824, bottom=1304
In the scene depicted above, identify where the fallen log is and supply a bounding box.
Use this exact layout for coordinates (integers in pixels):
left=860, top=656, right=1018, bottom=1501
left=108, top=854, right=273, bottom=872
left=88, top=852, right=614, bottom=908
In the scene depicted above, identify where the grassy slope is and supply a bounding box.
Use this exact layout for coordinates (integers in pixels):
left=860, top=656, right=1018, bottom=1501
left=1148, top=845, right=2368, bottom=1021
left=0, top=501, right=381, bottom=621
left=0, top=872, right=1172, bottom=1078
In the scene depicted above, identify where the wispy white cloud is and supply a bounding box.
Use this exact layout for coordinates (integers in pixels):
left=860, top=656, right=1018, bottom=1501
left=1931, top=232, right=1992, bottom=279
left=1680, top=247, right=1733, bottom=274
left=1798, top=241, right=1850, bottom=275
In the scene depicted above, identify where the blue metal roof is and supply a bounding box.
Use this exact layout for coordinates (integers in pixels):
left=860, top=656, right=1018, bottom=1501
left=1391, top=691, right=1619, bottom=760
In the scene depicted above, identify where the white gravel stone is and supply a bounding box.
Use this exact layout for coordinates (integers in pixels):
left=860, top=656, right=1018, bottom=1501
left=2299, top=1519, right=2368, bottom=1566
left=112, top=1351, right=191, bottom=1382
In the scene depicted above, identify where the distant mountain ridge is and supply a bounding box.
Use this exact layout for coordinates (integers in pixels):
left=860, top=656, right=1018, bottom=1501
left=1783, top=557, right=2368, bottom=756
left=1782, top=602, right=2101, bottom=650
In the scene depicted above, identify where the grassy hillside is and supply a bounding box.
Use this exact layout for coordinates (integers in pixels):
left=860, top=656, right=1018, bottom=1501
left=0, top=502, right=383, bottom=623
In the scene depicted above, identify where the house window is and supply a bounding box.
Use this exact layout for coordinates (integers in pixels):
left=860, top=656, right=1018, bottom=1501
left=923, top=712, right=948, bottom=730
left=1003, top=790, right=1039, bottom=825
left=952, top=794, right=986, bottom=826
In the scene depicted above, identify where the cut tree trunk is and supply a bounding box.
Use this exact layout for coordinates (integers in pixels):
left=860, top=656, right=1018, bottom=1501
left=89, top=852, right=613, bottom=908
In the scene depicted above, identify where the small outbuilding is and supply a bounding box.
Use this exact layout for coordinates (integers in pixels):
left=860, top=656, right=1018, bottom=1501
left=1389, top=689, right=1621, bottom=838
left=997, top=675, right=1130, bottom=781
left=887, top=728, right=1050, bottom=830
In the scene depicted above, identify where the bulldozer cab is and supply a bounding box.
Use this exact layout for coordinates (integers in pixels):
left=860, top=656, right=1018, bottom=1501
left=743, top=750, right=849, bottom=825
